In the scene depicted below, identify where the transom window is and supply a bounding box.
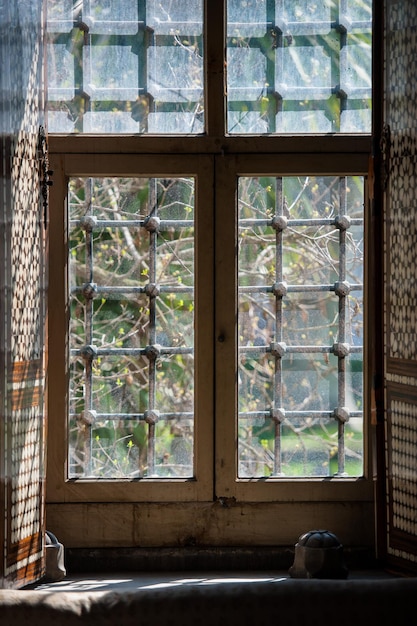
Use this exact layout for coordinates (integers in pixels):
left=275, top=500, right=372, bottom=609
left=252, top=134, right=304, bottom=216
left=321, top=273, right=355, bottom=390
left=46, top=0, right=371, bottom=135
left=47, top=0, right=205, bottom=133
left=227, top=0, right=372, bottom=133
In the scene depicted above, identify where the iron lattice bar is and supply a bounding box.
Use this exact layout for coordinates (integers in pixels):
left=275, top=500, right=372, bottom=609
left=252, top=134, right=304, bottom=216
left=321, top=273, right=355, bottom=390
left=70, top=219, right=194, bottom=229
left=72, top=347, right=193, bottom=357
left=144, top=179, right=158, bottom=475
left=70, top=412, right=194, bottom=421
left=336, top=177, right=348, bottom=475
left=71, top=285, right=193, bottom=296
left=241, top=345, right=362, bottom=355
left=239, top=218, right=363, bottom=228
left=239, top=284, right=363, bottom=294
left=239, top=410, right=363, bottom=420
left=273, top=177, right=284, bottom=475
left=82, top=177, right=94, bottom=476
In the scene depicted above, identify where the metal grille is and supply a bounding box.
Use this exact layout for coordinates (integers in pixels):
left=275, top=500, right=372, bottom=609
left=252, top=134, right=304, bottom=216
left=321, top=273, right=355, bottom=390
left=238, top=176, right=364, bottom=477
left=46, top=0, right=204, bottom=133
left=227, top=0, right=372, bottom=134
left=68, top=177, right=195, bottom=478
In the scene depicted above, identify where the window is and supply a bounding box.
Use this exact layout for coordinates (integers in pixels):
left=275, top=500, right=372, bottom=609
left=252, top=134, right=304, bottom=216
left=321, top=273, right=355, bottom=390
left=68, top=175, right=197, bottom=479
left=47, top=1, right=374, bottom=548
left=227, top=0, right=372, bottom=134
left=47, top=0, right=204, bottom=133
left=237, top=175, right=364, bottom=478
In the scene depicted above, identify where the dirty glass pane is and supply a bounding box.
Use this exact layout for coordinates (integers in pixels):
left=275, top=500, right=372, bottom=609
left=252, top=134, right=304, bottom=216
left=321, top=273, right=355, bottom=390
left=68, top=177, right=195, bottom=478
left=47, top=0, right=204, bottom=133
left=227, top=0, right=372, bottom=134
left=238, top=176, right=364, bottom=477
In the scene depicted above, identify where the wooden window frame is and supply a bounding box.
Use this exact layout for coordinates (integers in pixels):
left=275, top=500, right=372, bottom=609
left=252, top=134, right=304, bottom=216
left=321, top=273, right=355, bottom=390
left=46, top=0, right=375, bottom=548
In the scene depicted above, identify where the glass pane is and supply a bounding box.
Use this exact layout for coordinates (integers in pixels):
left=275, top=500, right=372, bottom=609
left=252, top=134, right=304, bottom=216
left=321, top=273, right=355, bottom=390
left=227, top=0, right=372, bottom=134
left=238, top=176, right=364, bottom=477
left=68, top=177, right=195, bottom=478
left=47, top=0, right=204, bottom=134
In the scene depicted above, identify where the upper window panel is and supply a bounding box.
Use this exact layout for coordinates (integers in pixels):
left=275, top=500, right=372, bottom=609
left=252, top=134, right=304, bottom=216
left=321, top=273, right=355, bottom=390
left=47, top=0, right=204, bottom=134
left=226, top=0, right=372, bottom=134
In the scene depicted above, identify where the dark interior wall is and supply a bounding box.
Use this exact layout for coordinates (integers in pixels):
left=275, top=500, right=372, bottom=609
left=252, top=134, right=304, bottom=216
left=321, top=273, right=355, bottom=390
left=381, top=0, right=417, bottom=572
left=0, top=0, right=47, bottom=589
